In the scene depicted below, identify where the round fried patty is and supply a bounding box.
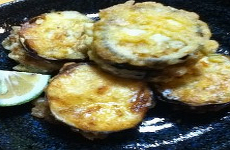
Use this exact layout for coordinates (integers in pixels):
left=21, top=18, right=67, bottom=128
left=92, top=1, right=213, bottom=68
left=154, top=54, right=230, bottom=106
left=46, top=63, right=153, bottom=132
left=19, top=11, right=93, bottom=60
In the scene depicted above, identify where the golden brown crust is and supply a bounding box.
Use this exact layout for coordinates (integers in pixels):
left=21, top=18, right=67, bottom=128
left=154, top=54, right=230, bottom=106
left=92, top=1, right=213, bottom=68
left=2, top=26, right=62, bottom=73
left=46, top=63, right=153, bottom=132
left=89, top=38, right=219, bottom=82
left=19, top=11, right=93, bottom=60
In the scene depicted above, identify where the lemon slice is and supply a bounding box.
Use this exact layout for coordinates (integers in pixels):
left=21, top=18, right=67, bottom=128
left=0, top=70, right=50, bottom=106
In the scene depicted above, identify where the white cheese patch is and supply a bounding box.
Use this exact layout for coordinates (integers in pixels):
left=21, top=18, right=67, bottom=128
left=122, top=28, right=146, bottom=36
left=167, top=19, right=182, bottom=26
left=150, top=34, right=171, bottom=43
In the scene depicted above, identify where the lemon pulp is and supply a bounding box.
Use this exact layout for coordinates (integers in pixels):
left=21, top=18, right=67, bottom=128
left=0, top=70, right=50, bottom=106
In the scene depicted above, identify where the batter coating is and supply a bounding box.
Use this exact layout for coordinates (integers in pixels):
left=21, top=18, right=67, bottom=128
left=154, top=54, right=230, bottom=106
left=46, top=63, right=153, bottom=132
left=2, top=26, right=62, bottom=73
left=92, top=1, right=213, bottom=68
left=20, top=11, right=93, bottom=60
left=89, top=40, right=219, bottom=81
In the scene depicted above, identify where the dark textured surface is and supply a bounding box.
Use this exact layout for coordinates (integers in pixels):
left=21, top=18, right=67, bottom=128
left=0, top=0, right=230, bottom=149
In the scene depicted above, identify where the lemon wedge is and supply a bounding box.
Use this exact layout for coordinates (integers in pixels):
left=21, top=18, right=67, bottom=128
left=0, top=70, right=50, bottom=106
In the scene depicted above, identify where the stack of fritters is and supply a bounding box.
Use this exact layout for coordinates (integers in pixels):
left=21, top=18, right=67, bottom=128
left=2, top=8, right=154, bottom=138
left=89, top=1, right=230, bottom=110
left=2, top=11, right=93, bottom=73
left=3, top=0, right=230, bottom=139
left=89, top=1, right=219, bottom=82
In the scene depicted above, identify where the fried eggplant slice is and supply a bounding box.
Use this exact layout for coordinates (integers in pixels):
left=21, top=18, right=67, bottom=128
left=89, top=40, right=219, bottom=81
left=2, top=26, right=62, bottom=73
left=89, top=50, right=192, bottom=80
left=153, top=54, right=230, bottom=109
left=92, top=1, right=214, bottom=68
left=46, top=63, right=153, bottom=132
left=88, top=51, right=147, bottom=79
left=19, top=11, right=93, bottom=60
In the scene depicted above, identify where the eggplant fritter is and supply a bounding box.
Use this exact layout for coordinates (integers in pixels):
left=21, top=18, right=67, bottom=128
left=46, top=63, right=153, bottom=132
left=20, top=11, right=93, bottom=60
left=2, top=26, right=62, bottom=73
left=92, top=0, right=214, bottom=68
left=154, top=54, right=230, bottom=106
left=89, top=40, right=219, bottom=82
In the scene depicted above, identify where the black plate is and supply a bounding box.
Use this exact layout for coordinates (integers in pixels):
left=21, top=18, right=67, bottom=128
left=1, top=0, right=230, bottom=149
